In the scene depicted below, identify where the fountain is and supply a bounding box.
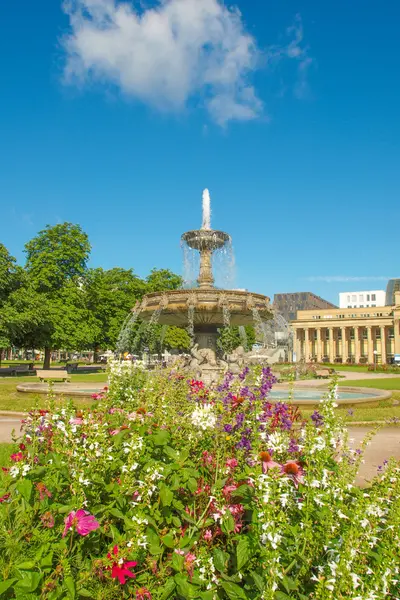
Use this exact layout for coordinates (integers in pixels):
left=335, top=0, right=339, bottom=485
left=119, top=189, right=273, bottom=382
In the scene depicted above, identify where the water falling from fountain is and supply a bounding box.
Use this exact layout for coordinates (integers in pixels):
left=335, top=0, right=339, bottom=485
left=238, top=325, right=248, bottom=349
left=202, top=188, right=211, bottom=230
left=187, top=305, right=195, bottom=337
left=222, top=305, right=231, bottom=327
left=116, top=308, right=141, bottom=353
left=252, top=307, right=268, bottom=346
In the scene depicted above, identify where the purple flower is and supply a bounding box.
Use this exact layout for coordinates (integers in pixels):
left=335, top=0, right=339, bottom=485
left=236, top=436, right=251, bottom=451
left=239, top=367, right=250, bottom=381
left=347, top=409, right=354, bottom=416
left=288, top=438, right=299, bottom=453
left=235, top=413, right=245, bottom=429
left=311, top=411, right=324, bottom=427
left=224, top=424, right=233, bottom=433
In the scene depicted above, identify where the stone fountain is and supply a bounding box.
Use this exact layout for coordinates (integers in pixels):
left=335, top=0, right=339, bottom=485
left=119, top=189, right=273, bottom=383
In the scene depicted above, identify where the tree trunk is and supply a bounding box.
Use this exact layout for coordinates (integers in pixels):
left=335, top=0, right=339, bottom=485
left=93, top=347, right=99, bottom=364
left=43, top=347, right=51, bottom=370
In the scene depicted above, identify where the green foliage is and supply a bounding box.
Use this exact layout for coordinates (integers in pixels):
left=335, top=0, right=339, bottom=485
left=163, top=326, right=191, bottom=351
left=24, top=222, right=90, bottom=292
left=145, top=268, right=183, bottom=292
left=217, top=326, right=255, bottom=354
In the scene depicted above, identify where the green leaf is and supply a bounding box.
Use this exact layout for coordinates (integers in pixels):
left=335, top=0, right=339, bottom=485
left=231, top=485, right=254, bottom=504
left=64, top=576, right=76, bottom=599
left=213, top=548, right=229, bottom=573
left=16, top=561, right=36, bottom=570
left=172, top=552, right=185, bottom=572
left=221, top=512, right=235, bottom=534
left=236, top=537, right=251, bottom=571
left=109, top=508, right=125, bottom=520
left=77, top=590, right=93, bottom=598
left=274, top=593, right=292, bottom=600
left=16, top=479, right=32, bottom=503
left=162, top=534, right=175, bottom=549
left=220, top=581, right=248, bottom=600
left=159, top=483, right=174, bottom=507
left=174, top=574, right=198, bottom=599
left=282, top=576, right=297, bottom=593
left=187, top=478, right=198, bottom=493
left=0, top=579, right=17, bottom=595
left=250, top=571, right=264, bottom=593
left=200, top=593, right=215, bottom=600
left=152, top=430, right=170, bottom=446
left=160, top=579, right=176, bottom=600
left=14, top=572, right=42, bottom=593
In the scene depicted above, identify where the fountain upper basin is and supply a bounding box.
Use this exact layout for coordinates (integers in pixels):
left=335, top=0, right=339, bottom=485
left=181, top=229, right=230, bottom=251
left=137, top=288, right=272, bottom=327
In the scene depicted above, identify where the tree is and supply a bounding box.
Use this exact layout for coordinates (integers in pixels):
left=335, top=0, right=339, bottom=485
left=217, top=326, right=256, bottom=354
left=163, top=326, right=191, bottom=352
left=8, top=223, right=93, bottom=368
left=146, top=269, right=183, bottom=293
left=0, top=243, right=24, bottom=360
left=84, top=267, right=148, bottom=355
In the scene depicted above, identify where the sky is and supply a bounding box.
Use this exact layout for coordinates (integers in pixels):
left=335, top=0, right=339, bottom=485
left=1, top=0, right=399, bottom=305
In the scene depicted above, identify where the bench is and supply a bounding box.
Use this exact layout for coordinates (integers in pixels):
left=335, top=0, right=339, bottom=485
left=37, top=370, right=71, bottom=382
left=315, top=369, right=331, bottom=379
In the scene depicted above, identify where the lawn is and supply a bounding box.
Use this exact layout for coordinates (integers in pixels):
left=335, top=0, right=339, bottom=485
left=0, top=373, right=106, bottom=412
left=302, top=393, right=400, bottom=423
left=338, top=378, right=400, bottom=390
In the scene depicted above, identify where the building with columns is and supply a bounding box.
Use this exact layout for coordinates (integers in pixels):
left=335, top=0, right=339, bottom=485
left=292, top=291, right=400, bottom=364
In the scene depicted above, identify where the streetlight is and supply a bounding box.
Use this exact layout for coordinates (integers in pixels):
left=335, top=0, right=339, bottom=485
left=373, top=350, right=378, bottom=371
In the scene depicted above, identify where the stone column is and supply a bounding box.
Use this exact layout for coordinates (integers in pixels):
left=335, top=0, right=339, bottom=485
left=380, top=326, right=387, bottom=364
left=316, top=328, right=322, bottom=362
left=327, top=328, right=334, bottom=363
left=341, top=327, right=347, bottom=363
left=367, top=326, right=374, bottom=364
left=354, top=326, right=361, bottom=364
left=304, top=328, right=310, bottom=362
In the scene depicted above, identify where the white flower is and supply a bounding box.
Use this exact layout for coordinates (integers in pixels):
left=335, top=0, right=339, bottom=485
left=337, top=510, right=348, bottom=519
left=191, top=404, right=216, bottom=431
left=360, top=518, right=369, bottom=528
left=266, top=431, right=287, bottom=454
left=9, top=466, right=20, bottom=478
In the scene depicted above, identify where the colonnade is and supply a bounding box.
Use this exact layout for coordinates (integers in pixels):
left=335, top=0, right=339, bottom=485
left=294, top=324, right=392, bottom=364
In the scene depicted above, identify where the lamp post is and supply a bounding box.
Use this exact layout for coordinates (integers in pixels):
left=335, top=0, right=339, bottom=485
left=373, top=349, right=378, bottom=371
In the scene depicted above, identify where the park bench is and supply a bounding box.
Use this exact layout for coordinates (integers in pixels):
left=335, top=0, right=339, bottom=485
left=66, top=362, right=79, bottom=373
left=36, top=370, right=71, bottom=382
left=315, top=369, right=331, bottom=379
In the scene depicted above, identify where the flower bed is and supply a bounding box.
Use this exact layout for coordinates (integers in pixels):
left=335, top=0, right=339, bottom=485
left=0, top=362, right=399, bottom=599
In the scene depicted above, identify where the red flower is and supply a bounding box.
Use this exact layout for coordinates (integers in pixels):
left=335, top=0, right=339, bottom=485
left=0, top=493, right=11, bottom=503
left=19, top=443, right=26, bottom=451
left=107, top=545, right=137, bottom=585
left=62, top=509, right=100, bottom=537
left=10, top=452, right=23, bottom=463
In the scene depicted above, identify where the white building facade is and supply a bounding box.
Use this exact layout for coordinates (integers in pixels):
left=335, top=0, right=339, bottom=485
left=339, top=290, right=386, bottom=309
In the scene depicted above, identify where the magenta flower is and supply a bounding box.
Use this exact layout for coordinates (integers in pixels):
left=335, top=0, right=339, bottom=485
left=259, top=451, right=280, bottom=473
left=10, top=452, right=23, bottom=463
left=107, top=545, right=138, bottom=584
left=69, top=417, right=83, bottom=425
left=62, top=509, right=100, bottom=537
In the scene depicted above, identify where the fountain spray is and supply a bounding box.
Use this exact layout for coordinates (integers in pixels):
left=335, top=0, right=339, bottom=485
left=202, top=189, right=211, bottom=230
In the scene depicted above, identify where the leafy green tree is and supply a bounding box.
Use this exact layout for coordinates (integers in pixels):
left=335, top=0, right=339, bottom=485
left=85, top=267, right=147, bottom=356
left=146, top=268, right=183, bottom=293
left=5, top=223, right=92, bottom=368
left=163, top=326, right=191, bottom=352
left=0, top=243, right=24, bottom=359
left=217, top=326, right=256, bottom=354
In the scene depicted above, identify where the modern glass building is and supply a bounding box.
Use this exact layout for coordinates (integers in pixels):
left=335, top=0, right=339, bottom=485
left=386, top=279, right=400, bottom=306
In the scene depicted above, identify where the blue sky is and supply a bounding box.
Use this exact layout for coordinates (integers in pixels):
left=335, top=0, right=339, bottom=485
left=1, top=0, right=399, bottom=305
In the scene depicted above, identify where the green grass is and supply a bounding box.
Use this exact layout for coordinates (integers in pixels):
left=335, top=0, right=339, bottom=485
left=0, top=373, right=106, bottom=412
left=338, top=378, right=400, bottom=390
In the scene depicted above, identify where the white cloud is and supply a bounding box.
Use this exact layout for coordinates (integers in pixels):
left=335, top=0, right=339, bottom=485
left=61, top=0, right=310, bottom=124
left=305, top=276, right=394, bottom=283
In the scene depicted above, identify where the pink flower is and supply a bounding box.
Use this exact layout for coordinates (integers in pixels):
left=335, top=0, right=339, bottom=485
left=259, top=451, right=280, bottom=474
left=41, top=511, right=55, bottom=528
left=281, top=461, right=305, bottom=488
left=69, top=418, right=83, bottom=425
left=10, top=452, right=23, bottom=462
left=110, top=429, right=120, bottom=436
left=136, top=588, right=152, bottom=600
left=62, top=509, right=100, bottom=537
left=222, top=484, right=237, bottom=498
left=226, top=458, right=238, bottom=470
left=184, top=553, right=196, bottom=578
left=203, top=529, right=213, bottom=542
left=107, top=545, right=137, bottom=585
